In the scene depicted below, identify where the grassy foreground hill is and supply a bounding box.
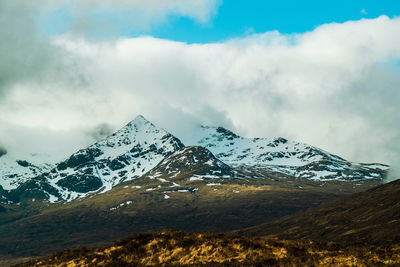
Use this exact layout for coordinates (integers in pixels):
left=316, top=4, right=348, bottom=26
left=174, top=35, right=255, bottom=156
left=15, top=231, right=400, bottom=266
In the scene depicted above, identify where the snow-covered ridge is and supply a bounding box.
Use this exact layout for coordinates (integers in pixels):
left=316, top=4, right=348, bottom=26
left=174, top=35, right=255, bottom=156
left=0, top=153, right=53, bottom=191
left=182, top=125, right=342, bottom=167
left=182, top=125, right=389, bottom=180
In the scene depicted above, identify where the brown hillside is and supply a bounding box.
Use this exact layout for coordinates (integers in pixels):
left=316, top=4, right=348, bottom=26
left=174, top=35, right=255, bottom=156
left=237, top=179, right=400, bottom=245
left=0, top=176, right=344, bottom=259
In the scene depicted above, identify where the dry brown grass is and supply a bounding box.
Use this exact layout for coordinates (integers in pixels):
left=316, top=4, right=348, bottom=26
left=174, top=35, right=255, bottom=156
left=15, top=231, right=400, bottom=267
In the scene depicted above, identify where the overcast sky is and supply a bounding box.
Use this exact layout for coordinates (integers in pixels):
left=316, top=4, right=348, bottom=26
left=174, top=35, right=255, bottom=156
left=1, top=1, right=400, bottom=178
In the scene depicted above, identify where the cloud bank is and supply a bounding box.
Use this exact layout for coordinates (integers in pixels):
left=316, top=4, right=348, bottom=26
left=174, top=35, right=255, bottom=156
left=0, top=3, right=399, bottom=179
left=0, top=0, right=221, bottom=94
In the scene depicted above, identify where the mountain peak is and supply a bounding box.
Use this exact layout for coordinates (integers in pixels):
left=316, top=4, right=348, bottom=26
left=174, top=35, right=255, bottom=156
left=133, top=114, right=148, bottom=123
left=125, top=115, right=152, bottom=129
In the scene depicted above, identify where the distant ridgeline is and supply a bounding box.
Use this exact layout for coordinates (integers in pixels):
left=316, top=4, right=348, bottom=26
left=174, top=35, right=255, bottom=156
left=0, top=115, right=389, bottom=204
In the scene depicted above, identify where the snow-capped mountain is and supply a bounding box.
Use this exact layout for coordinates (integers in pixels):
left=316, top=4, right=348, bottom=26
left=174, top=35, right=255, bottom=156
left=182, top=125, right=389, bottom=180
left=0, top=115, right=390, bottom=204
left=42, top=115, right=184, bottom=201
left=2, top=115, right=184, bottom=203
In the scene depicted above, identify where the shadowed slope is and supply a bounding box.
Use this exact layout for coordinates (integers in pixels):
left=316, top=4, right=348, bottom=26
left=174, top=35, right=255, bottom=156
left=237, top=179, right=400, bottom=245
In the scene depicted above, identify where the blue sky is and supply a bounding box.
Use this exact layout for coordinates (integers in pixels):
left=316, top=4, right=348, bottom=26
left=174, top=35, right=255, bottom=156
left=39, top=0, right=400, bottom=43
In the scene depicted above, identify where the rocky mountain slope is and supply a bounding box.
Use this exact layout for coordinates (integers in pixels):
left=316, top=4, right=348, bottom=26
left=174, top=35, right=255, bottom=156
left=236, top=178, right=400, bottom=246
left=145, top=146, right=237, bottom=180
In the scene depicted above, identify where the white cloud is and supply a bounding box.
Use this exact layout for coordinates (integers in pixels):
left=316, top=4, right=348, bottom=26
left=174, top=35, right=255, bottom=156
left=1, top=15, right=400, bottom=179
left=0, top=0, right=221, bottom=95
left=361, top=8, right=368, bottom=15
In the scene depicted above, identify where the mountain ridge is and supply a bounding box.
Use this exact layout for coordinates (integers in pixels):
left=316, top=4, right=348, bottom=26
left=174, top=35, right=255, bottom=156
left=184, top=124, right=389, bottom=181
left=0, top=115, right=390, bottom=205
